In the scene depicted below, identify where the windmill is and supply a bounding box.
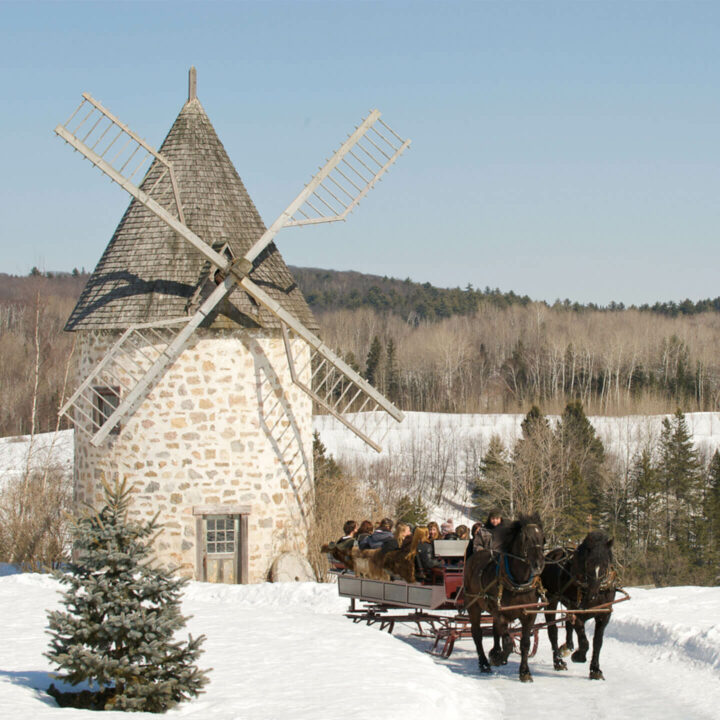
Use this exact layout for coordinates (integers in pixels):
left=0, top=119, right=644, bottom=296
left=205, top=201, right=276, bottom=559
left=56, top=69, right=410, bottom=582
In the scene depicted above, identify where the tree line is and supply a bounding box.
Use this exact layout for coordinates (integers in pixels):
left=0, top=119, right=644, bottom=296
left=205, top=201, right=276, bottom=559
left=320, top=304, right=720, bottom=416
left=4, top=269, right=720, bottom=435
left=5, top=267, right=720, bottom=434
left=291, top=266, right=720, bottom=321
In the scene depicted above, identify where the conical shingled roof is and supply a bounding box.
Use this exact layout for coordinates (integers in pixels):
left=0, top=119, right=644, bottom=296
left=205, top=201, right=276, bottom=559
left=66, top=94, right=317, bottom=333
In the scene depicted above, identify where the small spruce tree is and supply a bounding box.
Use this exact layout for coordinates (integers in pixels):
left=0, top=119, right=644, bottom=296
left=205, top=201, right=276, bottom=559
left=395, top=494, right=429, bottom=526
left=46, top=479, right=209, bottom=712
left=364, top=335, right=384, bottom=387
left=472, top=435, right=509, bottom=521
left=385, top=338, right=400, bottom=403
left=658, top=409, right=701, bottom=549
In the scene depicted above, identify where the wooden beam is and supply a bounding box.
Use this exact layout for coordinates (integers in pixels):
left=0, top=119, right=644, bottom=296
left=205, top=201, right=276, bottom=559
left=239, top=514, right=249, bottom=585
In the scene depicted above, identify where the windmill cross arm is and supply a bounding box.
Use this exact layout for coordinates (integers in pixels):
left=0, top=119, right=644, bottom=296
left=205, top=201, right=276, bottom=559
left=241, top=109, right=385, bottom=266
left=239, top=275, right=404, bottom=423
left=55, top=124, right=229, bottom=272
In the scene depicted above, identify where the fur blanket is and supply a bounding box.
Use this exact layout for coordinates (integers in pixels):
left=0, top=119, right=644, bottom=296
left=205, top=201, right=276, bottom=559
left=321, top=541, right=416, bottom=583
left=351, top=548, right=389, bottom=580
left=382, top=547, right=416, bottom=583
left=321, top=540, right=356, bottom=571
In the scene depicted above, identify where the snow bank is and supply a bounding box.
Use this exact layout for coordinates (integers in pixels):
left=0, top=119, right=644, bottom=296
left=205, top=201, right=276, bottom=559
left=610, top=586, right=720, bottom=671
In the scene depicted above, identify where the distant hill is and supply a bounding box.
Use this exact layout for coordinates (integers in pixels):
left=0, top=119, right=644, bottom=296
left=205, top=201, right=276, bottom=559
left=289, top=266, right=720, bottom=320
left=288, top=266, right=533, bottom=322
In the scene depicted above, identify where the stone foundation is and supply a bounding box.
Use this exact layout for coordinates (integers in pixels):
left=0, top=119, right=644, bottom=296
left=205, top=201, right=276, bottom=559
left=73, top=328, right=314, bottom=583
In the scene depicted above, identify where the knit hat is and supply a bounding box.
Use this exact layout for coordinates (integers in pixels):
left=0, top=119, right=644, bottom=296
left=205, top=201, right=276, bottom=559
left=440, top=520, right=454, bottom=535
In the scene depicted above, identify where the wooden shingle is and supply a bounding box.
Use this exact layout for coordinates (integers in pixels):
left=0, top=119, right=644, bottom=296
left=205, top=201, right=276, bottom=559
left=66, top=97, right=318, bottom=333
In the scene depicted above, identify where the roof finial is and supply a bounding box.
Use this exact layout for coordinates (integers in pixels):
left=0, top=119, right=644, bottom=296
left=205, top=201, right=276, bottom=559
left=188, top=66, right=197, bottom=101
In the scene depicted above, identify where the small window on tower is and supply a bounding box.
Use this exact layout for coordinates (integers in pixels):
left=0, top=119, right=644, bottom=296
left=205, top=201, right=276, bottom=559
left=93, top=387, right=121, bottom=435
left=206, top=516, right=236, bottom=555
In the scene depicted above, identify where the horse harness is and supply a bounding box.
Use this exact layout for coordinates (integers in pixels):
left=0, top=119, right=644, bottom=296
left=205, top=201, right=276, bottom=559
left=464, top=525, right=547, bottom=613
left=550, top=549, right=619, bottom=607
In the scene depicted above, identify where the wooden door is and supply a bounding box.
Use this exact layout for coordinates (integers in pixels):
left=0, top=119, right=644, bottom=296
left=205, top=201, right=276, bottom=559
left=197, top=514, right=249, bottom=584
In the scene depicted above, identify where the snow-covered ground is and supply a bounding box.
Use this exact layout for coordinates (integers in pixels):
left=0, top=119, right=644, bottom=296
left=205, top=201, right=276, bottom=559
left=316, top=410, right=720, bottom=463
left=0, top=569, right=718, bottom=719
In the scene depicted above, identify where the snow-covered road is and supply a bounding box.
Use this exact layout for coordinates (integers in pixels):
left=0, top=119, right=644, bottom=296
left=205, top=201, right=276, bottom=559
left=0, top=572, right=718, bottom=719
left=398, top=623, right=720, bottom=720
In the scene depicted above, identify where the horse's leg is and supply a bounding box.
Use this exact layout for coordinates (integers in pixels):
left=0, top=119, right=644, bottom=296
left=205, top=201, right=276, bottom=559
left=559, top=617, right=574, bottom=655
left=489, top=614, right=509, bottom=666
left=518, top=614, right=534, bottom=683
left=501, top=617, right=513, bottom=663
left=571, top=618, right=590, bottom=664
left=545, top=601, right=567, bottom=671
left=588, top=612, right=610, bottom=680
left=469, top=605, right=491, bottom=674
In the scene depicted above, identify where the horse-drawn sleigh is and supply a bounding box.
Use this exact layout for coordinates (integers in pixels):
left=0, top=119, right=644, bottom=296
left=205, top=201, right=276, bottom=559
left=327, top=516, right=630, bottom=682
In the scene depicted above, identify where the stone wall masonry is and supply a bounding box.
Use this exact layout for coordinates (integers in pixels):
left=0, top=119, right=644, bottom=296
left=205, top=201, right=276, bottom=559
left=73, top=327, right=314, bottom=583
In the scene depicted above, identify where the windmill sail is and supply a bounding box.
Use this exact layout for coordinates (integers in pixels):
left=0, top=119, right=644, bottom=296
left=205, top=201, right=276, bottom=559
left=56, top=94, right=409, bottom=450
left=59, top=318, right=192, bottom=439
left=243, top=277, right=403, bottom=453
left=55, top=93, right=228, bottom=271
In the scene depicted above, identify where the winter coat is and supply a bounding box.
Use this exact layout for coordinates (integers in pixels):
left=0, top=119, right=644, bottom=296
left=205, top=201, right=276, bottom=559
left=415, top=541, right=443, bottom=580
left=381, top=534, right=412, bottom=555
left=360, top=529, right=393, bottom=550
left=473, top=520, right=506, bottom=553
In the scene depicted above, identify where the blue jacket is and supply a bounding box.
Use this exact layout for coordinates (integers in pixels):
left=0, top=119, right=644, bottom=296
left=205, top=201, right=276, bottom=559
left=360, top=529, right=393, bottom=550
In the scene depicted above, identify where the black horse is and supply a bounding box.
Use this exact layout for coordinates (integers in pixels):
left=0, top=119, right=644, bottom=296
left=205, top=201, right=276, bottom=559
left=541, top=530, right=617, bottom=680
left=463, top=513, right=545, bottom=682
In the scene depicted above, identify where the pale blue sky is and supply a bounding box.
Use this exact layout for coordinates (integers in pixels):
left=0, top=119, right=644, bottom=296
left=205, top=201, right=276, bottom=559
left=1, top=0, right=719, bottom=305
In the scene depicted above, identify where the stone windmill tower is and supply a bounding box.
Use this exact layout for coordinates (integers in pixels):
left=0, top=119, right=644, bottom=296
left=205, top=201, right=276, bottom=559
left=56, top=69, right=410, bottom=583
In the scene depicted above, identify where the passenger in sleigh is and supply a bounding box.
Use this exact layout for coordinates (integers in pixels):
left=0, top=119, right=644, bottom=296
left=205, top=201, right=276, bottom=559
left=359, top=518, right=394, bottom=550
left=336, top=520, right=357, bottom=547
left=355, top=520, right=374, bottom=548
left=322, top=520, right=359, bottom=571
left=381, top=522, right=412, bottom=554
left=466, top=509, right=506, bottom=562
left=414, top=526, right=444, bottom=584
left=381, top=524, right=418, bottom=583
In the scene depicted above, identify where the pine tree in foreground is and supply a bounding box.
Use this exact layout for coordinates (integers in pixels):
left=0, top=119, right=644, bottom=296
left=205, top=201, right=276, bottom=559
left=46, top=479, right=209, bottom=712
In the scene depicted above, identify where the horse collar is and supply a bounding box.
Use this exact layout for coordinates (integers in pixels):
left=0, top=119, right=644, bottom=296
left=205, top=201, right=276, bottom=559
left=502, top=552, right=535, bottom=587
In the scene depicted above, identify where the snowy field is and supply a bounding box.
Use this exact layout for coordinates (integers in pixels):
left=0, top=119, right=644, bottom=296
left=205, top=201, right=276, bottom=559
left=4, top=412, right=720, bottom=487
left=0, top=568, right=718, bottom=719
left=316, top=410, right=720, bottom=464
